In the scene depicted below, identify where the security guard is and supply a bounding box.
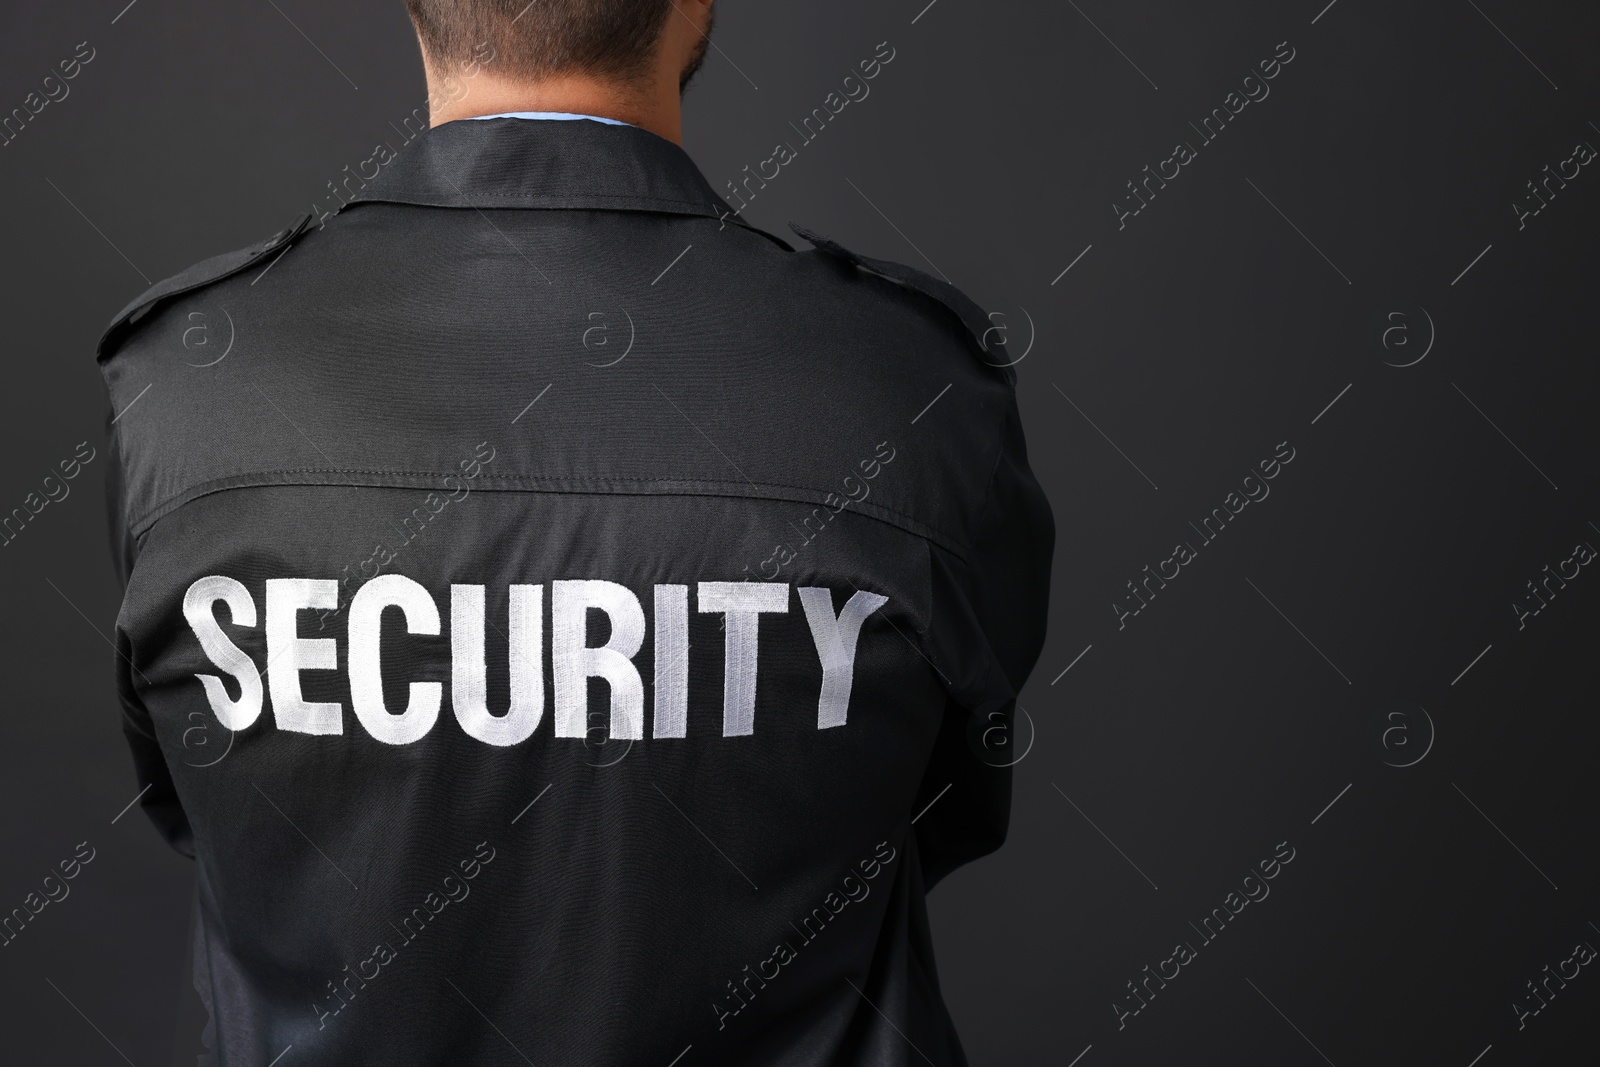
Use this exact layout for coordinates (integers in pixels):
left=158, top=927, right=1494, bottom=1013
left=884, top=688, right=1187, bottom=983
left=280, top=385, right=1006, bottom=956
left=97, top=1, right=1053, bottom=1063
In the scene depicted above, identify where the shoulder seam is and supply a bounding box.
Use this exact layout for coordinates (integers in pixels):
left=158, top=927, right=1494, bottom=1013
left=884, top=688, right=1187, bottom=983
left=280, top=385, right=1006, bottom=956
left=96, top=212, right=315, bottom=362
left=786, top=222, right=1016, bottom=386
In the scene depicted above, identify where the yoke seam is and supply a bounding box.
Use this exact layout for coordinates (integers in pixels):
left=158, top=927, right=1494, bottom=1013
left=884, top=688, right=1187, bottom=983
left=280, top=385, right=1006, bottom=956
left=130, top=470, right=968, bottom=560
left=352, top=192, right=720, bottom=206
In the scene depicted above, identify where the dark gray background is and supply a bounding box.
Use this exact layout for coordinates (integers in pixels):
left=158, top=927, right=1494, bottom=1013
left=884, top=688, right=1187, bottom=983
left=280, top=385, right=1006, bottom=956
left=2, top=0, right=1596, bottom=1063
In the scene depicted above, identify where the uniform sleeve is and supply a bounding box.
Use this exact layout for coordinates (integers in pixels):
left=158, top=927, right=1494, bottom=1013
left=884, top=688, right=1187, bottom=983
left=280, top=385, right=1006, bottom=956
left=105, top=421, right=196, bottom=857
left=914, top=394, right=1055, bottom=889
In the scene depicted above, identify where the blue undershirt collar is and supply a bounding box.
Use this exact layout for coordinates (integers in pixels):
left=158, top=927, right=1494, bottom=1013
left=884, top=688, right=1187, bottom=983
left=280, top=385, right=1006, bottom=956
left=464, top=111, right=633, bottom=127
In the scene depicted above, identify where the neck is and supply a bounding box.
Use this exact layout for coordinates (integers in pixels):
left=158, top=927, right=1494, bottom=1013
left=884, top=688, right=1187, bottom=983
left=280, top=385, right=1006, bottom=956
left=426, top=68, right=684, bottom=144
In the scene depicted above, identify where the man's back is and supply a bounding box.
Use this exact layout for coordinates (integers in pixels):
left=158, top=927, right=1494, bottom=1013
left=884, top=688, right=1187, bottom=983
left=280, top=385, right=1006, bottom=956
left=99, top=118, right=1052, bottom=1065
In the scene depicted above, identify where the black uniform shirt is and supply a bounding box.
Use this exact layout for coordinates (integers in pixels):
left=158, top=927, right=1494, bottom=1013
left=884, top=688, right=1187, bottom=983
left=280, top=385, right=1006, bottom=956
left=97, top=117, right=1054, bottom=1066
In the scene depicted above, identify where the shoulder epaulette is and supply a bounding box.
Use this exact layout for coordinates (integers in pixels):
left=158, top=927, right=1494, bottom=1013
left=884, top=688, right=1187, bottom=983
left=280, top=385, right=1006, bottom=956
left=788, top=222, right=1014, bottom=383
left=96, top=212, right=315, bottom=361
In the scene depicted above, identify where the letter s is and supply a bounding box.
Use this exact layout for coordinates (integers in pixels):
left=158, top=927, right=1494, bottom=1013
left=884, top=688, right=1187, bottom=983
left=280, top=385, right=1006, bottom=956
left=183, top=576, right=264, bottom=731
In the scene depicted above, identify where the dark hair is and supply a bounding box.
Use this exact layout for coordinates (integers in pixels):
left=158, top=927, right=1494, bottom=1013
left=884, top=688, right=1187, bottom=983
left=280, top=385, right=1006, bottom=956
left=404, top=0, right=676, bottom=82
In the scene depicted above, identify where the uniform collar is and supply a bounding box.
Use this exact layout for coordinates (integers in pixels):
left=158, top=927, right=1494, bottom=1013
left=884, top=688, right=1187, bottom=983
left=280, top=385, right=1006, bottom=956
left=344, top=116, right=747, bottom=227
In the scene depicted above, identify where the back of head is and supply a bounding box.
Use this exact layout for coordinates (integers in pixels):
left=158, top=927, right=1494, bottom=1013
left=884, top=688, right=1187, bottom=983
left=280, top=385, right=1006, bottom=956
left=404, top=0, right=675, bottom=82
